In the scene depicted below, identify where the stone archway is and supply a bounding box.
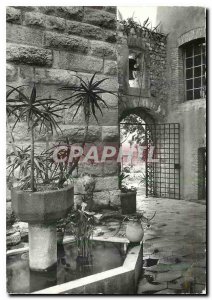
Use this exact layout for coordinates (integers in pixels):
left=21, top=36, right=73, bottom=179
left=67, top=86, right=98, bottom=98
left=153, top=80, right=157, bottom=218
left=119, top=107, right=156, bottom=125
left=119, top=106, right=181, bottom=202
left=119, top=95, right=166, bottom=125
left=119, top=107, right=157, bottom=203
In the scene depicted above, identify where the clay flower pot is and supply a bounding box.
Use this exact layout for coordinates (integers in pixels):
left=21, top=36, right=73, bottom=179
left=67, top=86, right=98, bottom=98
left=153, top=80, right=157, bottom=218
left=120, top=190, right=136, bottom=214
left=126, top=220, right=144, bottom=243
left=57, top=231, right=65, bottom=245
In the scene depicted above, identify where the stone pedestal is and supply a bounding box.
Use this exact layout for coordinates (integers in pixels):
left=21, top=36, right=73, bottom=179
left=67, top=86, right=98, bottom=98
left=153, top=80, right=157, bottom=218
left=29, top=223, right=57, bottom=271
left=12, top=185, right=74, bottom=271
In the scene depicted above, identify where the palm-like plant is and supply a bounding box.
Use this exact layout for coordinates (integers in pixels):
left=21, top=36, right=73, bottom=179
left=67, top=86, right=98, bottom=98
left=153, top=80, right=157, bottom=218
left=6, top=84, right=65, bottom=192
left=7, top=145, right=46, bottom=190
left=59, top=73, right=116, bottom=125
left=57, top=73, right=117, bottom=187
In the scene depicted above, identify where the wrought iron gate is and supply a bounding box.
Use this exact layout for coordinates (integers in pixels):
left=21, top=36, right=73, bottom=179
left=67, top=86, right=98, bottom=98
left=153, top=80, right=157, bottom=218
left=145, top=123, right=180, bottom=199
left=120, top=122, right=180, bottom=200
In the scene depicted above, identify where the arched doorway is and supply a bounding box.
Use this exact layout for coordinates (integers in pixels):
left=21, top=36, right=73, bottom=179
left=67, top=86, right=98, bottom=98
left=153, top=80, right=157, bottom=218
left=120, top=113, right=147, bottom=198
left=119, top=107, right=181, bottom=208
left=119, top=108, right=156, bottom=210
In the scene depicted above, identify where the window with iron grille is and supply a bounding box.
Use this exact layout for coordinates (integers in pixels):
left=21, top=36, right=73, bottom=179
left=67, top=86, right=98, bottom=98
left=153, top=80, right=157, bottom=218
left=184, top=39, right=206, bottom=101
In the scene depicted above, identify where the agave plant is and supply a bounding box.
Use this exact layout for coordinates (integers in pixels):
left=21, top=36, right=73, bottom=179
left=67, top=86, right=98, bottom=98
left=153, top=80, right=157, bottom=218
left=6, top=84, right=65, bottom=192
left=59, top=73, right=116, bottom=126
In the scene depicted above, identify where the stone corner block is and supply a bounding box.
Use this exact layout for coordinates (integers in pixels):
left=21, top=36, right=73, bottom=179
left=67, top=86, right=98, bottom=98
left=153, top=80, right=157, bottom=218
left=109, top=190, right=121, bottom=207
left=95, top=176, right=119, bottom=191
left=93, top=191, right=110, bottom=206
left=6, top=7, right=21, bottom=24
left=7, top=43, right=53, bottom=66
left=102, top=126, right=119, bottom=142
left=104, top=60, right=117, bottom=75
left=44, top=31, right=89, bottom=54
left=83, top=8, right=116, bottom=30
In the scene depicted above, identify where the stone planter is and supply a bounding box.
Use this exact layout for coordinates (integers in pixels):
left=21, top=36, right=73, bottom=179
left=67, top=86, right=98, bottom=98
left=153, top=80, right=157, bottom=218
left=126, top=221, right=144, bottom=243
left=11, top=185, right=74, bottom=271
left=120, top=191, right=136, bottom=214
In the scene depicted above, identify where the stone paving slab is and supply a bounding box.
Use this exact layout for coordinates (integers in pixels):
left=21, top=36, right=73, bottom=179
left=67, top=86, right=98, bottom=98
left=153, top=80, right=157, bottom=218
left=154, top=271, right=182, bottom=283
left=154, top=288, right=178, bottom=294
left=137, top=197, right=206, bottom=295
left=137, top=278, right=167, bottom=293
left=167, top=276, right=186, bottom=290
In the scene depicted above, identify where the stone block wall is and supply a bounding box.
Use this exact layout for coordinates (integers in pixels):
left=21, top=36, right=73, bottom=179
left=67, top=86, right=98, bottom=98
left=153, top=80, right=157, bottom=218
left=117, top=28, right=167, bottom=120
left=6, top=6, right=120, bottom=208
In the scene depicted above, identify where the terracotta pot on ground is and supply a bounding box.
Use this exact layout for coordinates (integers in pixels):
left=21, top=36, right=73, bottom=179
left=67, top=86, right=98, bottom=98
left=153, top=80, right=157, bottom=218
left=126, top=220, right=144, bottom=243
left=57, top=231, right=65, bottom=245
left=11, top=185, right=74, bottom=271
left=120, top=191, right=136, bottom=214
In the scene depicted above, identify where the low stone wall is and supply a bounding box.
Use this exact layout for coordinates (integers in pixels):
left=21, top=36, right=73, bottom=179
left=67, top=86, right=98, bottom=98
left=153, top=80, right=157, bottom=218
left=32, top=243, right=143, bottom=294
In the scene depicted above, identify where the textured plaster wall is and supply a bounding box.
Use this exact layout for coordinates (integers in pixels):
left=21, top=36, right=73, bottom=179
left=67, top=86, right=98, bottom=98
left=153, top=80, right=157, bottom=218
left=157, top=6, right=206, bottom=200
left=6, top=6, right=120, bottom=208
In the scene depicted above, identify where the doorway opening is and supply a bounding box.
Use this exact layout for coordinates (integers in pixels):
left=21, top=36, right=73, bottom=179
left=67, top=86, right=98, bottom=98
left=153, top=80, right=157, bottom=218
left=119, top=109, right=181, bottom=201
left=198, top=147, right=206, bottom=200
left=120, top=113, right=147, bottom=198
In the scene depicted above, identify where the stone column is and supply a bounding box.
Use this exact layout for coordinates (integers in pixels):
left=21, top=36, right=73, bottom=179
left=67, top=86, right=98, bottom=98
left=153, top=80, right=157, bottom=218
left=28, top=223, right=57, bottom=271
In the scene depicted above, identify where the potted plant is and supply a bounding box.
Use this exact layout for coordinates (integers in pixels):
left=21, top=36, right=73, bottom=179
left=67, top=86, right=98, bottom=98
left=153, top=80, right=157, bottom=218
left=100, top=210, right=155, bottom=243
left=119, top=172, right=137, bottom=214
left=6, top=84, right=74, bottom=271
left=6, top=73, right=116, bottom=269
left=53, top=73, right=115, bottom=254
left=125, top=211, right=156, bottom=243
left=125, top=213, right=144, bottom=243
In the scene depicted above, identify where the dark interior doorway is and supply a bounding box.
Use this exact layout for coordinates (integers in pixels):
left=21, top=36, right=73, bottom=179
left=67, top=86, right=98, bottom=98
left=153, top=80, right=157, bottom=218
left=198, top=147, right=206, bottom=199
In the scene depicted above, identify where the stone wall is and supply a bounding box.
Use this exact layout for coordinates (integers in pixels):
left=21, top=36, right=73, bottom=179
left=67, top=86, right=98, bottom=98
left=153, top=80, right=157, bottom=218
left=117, top=27, right=167, bottom=121
left=6, top=6, right=120, bottom=208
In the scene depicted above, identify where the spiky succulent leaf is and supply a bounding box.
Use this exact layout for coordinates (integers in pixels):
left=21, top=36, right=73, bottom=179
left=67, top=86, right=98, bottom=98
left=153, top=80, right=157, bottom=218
left=6, top=84, right=63, bottom=132
left=59, top=73, right=117, bottom=124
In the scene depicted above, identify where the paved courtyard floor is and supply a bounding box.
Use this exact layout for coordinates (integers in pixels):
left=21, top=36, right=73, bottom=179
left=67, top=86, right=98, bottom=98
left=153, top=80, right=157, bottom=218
left=136, top=196, right=206, bottom=294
